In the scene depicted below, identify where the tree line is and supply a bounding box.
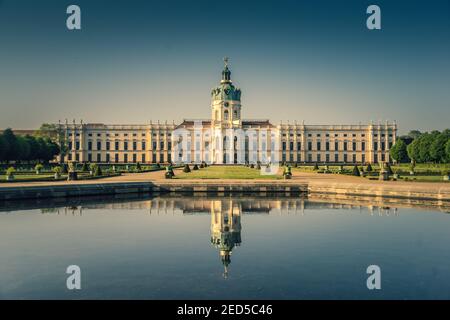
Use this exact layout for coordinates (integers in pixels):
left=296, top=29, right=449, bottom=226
left=390, top=129, right=450, bottom=164
left=0, top=128, right=60, bottom=164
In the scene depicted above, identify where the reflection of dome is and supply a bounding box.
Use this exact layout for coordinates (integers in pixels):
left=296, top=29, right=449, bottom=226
left=210, top=200, right=242, bottom=278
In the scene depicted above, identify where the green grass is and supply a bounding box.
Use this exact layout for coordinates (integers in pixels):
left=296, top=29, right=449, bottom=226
left=175, top=166, right=281, bottom=180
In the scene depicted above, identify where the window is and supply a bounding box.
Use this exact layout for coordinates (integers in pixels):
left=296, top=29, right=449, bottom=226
left=97, top=153, right=101, bottom=162
left=124, top=154, right=128, bottom=163
left=168, top=142, right=172, bottom=150
left=152, top=153, right=157, bottom=163
left=362, top=154, right=365, bottom=164
left=352, top=154, right=356, bottom=163
left=343, top=142, right=348, bottom=151
left=88, top=153, right=92, bottom=162
left=374, top=142, right=378, bottom=151
left=68, top=142, right=73, bottom=150
left=335, top=141, right=339, bottom=151
left=115, top=141, right=119, bottom=150
left=97, top=141, right=101, bottom=150
left=317, top=154, right=321, bottom=162
left=141, top=154, right=146, bottom=163
left=152, top=141, right=157, bottom=150
left=224, top=110, right=229, bottom=120
left=106, top=141, right=110, bottom=150
left=88, top=141, right=92, bottom=151
left=160, top=153, right=164, bottom=163
left=76, top=141, right=80, bottom=150
left=115, top=154, right=119, bottom=163
left=106, top=154, right=110, bottom=163
left=381, top=142, right=386, bottom=151
left=317, top=142, right=321, bottom=151
left=282, top=142, right=286, bottom=151
left=142, top=141, right=146, bottom=150
left=344, top=154, right=348, bottom=163
left=297, top=142, right=301, bottom=150
left=325, top=141, right=330, bottom=151
left=308, top=141, right=312, bottom=151
left=352, top=142, right=356, bottom=151
left=326, top=154, right=330, bottom=162
left=362, top=142, right=366, bottom=151
left=124, top=141, right=128, bottom=151
left=290, top=142, right=294, bottom=150
left=334, top=154, right=339, bottom=162
left=133, top=141, right=137, bottom=151
left=133, top=154, right=137, bottom=163
left=160, top=141, right=164, bottom=150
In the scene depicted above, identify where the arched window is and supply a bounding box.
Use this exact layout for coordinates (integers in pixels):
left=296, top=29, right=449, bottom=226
left=224, top=110, right=229, bottom=120
left=234, top=110, right=238, bottom=119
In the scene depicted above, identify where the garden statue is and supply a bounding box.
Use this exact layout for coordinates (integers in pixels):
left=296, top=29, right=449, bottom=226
left=379, top=162, right=389, bottom=181
left=165, top=165, right=175, bottom=179
left=283, top=165, right=292, bottom=179
left=67, top=161, right=78, bottom=181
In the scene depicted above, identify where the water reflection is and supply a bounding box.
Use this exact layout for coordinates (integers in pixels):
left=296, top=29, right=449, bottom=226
left=210, top=200, right=242, bottom=278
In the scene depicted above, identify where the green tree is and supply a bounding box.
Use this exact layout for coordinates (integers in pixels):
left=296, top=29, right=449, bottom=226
left=0, top=133, right=9, bottom=162
left=430, top=132, right=450, bottom=163
left=2, top=129, right=18, bottom=162
left=16, top=136, right=31, bottom=161
left=390, top=139, right=409, bottom=163
left=407, top=138, right=420, bottom=163
left=445, top=139, right=450, bottom=163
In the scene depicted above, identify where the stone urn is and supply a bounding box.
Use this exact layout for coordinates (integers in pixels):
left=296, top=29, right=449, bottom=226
left=6, top=175, right=14, bottom=181
left=54, top=173, right=61, bottom=180
left=443, top=175, right=450, bottom=181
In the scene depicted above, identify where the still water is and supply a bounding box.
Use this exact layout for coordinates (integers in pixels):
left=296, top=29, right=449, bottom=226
left=0, top=194, right=449, bottom=300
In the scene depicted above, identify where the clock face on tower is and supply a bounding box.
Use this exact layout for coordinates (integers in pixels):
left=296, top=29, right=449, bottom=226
left=224, top=102, right=229, bottom=107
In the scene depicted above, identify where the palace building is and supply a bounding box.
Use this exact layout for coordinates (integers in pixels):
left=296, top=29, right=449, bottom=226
left=59, top=59, right=397, bottom=165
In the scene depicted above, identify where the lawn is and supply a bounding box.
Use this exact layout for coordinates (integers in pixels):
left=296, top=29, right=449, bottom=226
left=174, top=166, right=281, bottom=180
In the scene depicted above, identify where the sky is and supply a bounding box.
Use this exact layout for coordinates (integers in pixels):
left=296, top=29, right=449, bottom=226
left=0, top=0, right=449, bottom=134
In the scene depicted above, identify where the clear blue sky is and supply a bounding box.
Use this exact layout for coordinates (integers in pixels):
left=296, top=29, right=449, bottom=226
left=0, top=0, right=449, bottom=134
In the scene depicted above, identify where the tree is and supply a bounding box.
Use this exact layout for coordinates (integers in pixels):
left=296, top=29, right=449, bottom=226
left=430, top=131, right=450, bottom=163
left=407, top=138, right=420, bottom=163
left=2, top=129, right=19, bottom=162
left=407, top=130, right=422, bottom=140
left=16, top=136, right=31, bottom=161
left=390, top=139, right=409, bottom=163
left=0, top=133, right=9, bottom=162
left=445, top=139, right=450, bottom=163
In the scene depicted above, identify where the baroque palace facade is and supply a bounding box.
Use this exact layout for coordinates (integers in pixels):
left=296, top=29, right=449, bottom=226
left=59, top=60, right=397, bottom=165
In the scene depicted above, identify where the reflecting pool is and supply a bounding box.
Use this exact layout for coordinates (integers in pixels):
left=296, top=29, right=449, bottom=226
left=0, top=194, right=449, bottom=299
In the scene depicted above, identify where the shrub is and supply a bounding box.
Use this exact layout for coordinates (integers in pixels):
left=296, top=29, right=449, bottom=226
left=366, top=163, right=373, bottom=172
left=61, top=163, right=68, bottom=174
left=250, top=163, right=255, bottom=168
left=94, top=165, right=102, bottom=177
left=6, top=167, right=15, bottom=177
left=200, top=163, right=205, bottom=168
left=81, top=162, right=89, bottom=172
left=53, top=166, right=62, bottom=174
left=294, top=162, right=298, bottom=168
left=35, top=163, right=44, bottom=173
left=256, top=163, right=261, bottom=170
left=193, top=164, right=199, bottom=170
left=136, top=162, right=142, bottom=171
left=313, top=163, right=319, bottom=170
left=352, top=165, right=360, bottom=176
left=183, top=164, right=191, bottom=173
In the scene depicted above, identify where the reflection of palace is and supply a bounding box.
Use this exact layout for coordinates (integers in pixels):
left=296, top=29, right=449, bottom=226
left=210, top=200, right=242, bottom=278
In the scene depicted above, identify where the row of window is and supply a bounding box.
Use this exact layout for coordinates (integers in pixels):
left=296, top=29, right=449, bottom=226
left=69, top=141, right=173, bottom=151
left=68, top=132, right=172, bottom=138
left=281, top=153, right=388, bottom=163
left=67, top=153, right=172, bottom=163
left=281, top=133, right=393, bottom=138
left=281, top=141, right=392, bottom=151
